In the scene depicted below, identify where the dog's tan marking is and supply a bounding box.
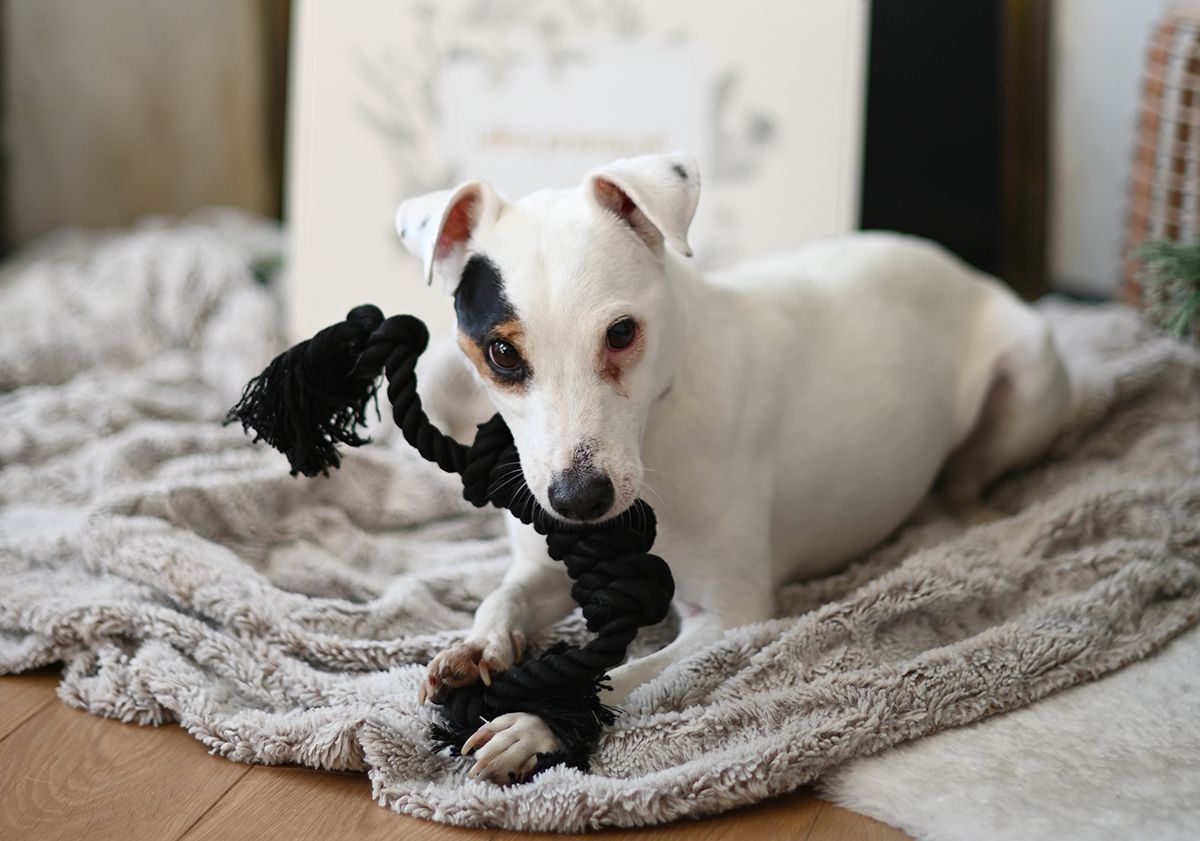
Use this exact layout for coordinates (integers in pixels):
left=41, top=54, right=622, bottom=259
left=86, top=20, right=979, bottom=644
left=491, top=318, right=525, bottom=348
left=457, top=331, right=488, bottom=375
left=598, top=329, right=644, bottom=397
left=457, top=317, right=529, bottom=391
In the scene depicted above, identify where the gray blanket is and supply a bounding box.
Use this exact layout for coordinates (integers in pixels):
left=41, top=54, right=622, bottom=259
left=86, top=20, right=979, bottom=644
left=2, top=214, right=1198, bottom=832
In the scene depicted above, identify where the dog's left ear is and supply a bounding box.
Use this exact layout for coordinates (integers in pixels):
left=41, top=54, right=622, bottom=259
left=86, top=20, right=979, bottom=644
left=586, top=152, right=700, bottom=258
left=395, top=181, right=502, bottom=293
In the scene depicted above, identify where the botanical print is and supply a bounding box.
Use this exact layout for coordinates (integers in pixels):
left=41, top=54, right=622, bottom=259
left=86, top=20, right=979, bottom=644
left=353, top=0, right=779, bottom=267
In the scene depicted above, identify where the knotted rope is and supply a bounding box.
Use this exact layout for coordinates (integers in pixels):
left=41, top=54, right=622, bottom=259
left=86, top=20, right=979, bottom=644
left=227, top=305, right=674, bottom=777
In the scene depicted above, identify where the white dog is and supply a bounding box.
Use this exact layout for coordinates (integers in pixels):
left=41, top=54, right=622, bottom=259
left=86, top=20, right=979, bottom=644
left=394, top=152, right=1071, bottom=783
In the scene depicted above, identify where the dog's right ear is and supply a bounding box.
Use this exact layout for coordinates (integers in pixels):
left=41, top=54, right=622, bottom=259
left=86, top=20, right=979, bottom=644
left=395, top=181, right=501, bottom=293
left=586, top=152, right=700, bottom=258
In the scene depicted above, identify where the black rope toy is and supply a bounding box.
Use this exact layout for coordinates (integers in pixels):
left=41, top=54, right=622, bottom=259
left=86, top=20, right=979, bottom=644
left=227, top=304, right=674, bottom=779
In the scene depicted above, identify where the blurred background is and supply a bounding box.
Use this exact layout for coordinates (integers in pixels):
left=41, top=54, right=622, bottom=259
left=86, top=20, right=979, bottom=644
left=1, top=0, right=1191, bottom=340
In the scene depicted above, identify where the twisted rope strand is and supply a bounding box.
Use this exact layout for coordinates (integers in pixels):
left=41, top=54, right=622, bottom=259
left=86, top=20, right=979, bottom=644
left=228, top=306, right=675, bottom=775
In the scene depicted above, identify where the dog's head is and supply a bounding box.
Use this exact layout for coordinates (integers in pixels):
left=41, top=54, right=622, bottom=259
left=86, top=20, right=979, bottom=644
left=396, top=152, right=700, bottom=524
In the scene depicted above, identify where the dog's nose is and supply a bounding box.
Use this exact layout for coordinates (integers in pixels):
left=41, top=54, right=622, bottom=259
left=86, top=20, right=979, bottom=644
left=547, top=469, right=615, bottom=521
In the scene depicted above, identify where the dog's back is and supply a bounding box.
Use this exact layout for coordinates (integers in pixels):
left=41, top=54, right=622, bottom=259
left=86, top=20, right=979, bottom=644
left=654, top=231, right=1068, bottom=581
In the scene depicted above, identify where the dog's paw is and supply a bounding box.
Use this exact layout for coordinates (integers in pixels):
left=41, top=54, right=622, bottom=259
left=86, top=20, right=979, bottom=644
left=418, top=630, right=525, bottom=705
left=461, top=712, right=559, bottom=785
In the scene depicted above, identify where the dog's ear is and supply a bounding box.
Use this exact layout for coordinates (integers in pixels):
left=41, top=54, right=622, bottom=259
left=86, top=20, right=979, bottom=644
left=395, top=181, right=501, bottom=292
left=586, top=152, right=700, bottom=258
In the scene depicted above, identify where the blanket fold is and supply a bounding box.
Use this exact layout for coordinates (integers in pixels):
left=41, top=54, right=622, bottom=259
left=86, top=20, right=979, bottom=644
left=1, top=214, right=1197, bottom=832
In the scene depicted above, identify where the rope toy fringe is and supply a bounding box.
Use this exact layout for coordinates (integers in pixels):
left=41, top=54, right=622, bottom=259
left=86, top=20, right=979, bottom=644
left=227, top=305, right=674, bottom=778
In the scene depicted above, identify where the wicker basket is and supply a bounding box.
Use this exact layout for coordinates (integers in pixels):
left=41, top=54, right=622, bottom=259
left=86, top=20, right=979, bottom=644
left=1124, top=7, right=1200, bottom=306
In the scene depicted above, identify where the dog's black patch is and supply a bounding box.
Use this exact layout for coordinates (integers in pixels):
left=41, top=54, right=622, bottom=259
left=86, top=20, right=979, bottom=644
left=671, top=163, right=687, bottom=179
left=455, top=254, right=516, bottom=342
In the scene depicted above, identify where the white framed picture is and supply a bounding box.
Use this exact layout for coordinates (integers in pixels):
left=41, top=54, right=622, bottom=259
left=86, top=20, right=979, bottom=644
left=286, top=0, right=869, bottom=341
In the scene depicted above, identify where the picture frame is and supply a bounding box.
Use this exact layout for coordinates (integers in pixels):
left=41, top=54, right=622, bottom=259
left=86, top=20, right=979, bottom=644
left=286, top=0, right=869, bottom=340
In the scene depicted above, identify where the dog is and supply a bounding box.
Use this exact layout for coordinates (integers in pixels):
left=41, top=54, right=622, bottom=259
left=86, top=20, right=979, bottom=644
left=394, top=151, right=1071, bottom=784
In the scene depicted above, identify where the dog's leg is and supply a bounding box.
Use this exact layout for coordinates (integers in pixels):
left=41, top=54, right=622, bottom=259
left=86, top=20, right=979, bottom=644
left=941, top=316, right=1070, bottom=522
left=458, top=610, right=728, bottom=784
left=461, top=508, right=775, bottom=783
left=460, top=604, right=758, bottom=784
left=419, top=519, right=575, bottom=703
left=602, top=605, right=729, bottom=703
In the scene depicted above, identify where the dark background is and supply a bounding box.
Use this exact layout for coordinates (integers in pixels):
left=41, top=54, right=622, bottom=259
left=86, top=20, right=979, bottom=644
left=861, top=0, right=1049, bottom=298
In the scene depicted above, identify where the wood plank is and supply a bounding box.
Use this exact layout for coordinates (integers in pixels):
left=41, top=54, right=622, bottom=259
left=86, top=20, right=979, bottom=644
left=0, top=675, right=910, bottom=841
left=0, top=670, right=59, bottom=741
left=181, top=765, right=495, bottom=841
left=0, top=697, right=249, bottom=841
left=806, top=800, right=912, bottom=841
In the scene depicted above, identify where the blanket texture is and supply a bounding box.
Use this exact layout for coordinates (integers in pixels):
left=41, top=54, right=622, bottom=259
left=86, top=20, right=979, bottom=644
left=1, top=215, right=1198, bottom=833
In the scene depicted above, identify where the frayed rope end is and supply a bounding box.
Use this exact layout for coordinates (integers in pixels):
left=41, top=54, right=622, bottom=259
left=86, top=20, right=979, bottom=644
left=225, top=304, right=386, bottom=477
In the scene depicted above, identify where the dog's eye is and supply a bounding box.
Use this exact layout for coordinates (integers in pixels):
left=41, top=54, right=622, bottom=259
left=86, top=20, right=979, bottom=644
left=606, top=317, right=637, bottom=350
left=487, top=339, right=523, bottom=372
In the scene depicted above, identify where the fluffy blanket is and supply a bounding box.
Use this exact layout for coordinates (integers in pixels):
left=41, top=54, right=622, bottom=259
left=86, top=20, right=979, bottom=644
left=1, top=215, right=1198, bottom=834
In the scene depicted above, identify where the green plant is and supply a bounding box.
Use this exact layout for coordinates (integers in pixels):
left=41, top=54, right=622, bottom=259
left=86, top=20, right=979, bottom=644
left=1134, top=240, right=1200, bottom=343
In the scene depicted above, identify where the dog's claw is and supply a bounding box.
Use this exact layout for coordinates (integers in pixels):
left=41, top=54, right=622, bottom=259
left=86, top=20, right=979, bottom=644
left=519, top=755, right=537, bottom=779
left=461, top=712, right=559, bottom=785
left=421, top=631, right=519, bottom=705
left=461, top=725, right=491, bottom=756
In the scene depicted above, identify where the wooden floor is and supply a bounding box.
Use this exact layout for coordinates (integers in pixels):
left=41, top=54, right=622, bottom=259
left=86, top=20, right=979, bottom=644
left=0, top=670, right=910, bottom=841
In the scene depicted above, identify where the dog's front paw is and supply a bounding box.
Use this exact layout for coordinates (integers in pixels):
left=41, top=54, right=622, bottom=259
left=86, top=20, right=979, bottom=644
left=461, top=712, right=559, bottom=784
left=418, top=630, right=525, bottom=704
